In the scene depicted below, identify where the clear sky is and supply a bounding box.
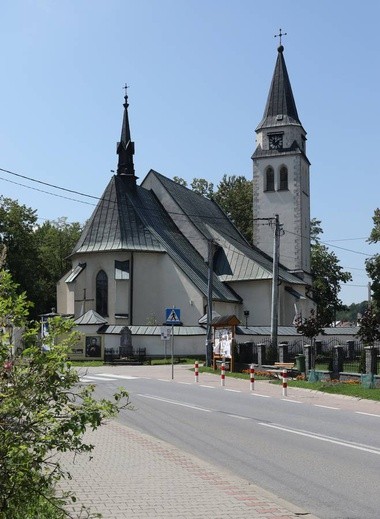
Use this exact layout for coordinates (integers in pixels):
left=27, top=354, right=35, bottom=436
left=1, top=0, right=379, bottom=306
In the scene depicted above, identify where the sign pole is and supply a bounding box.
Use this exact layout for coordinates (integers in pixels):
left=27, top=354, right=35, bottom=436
left=171, top=322, right=174, bottom=379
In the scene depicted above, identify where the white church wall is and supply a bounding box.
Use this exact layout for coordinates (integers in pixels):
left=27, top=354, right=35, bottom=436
left=227, top=279, right=271, bottom=325
left=132, top=252, right=205, bottom=326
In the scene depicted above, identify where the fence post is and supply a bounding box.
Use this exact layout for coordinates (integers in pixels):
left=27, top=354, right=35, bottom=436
left=365, top=346, right=379, bottom=375
left=282, top=368, right=288, bottom=396
left=333, top=346, right=345, bottom=378
left=303, top=344, right=312, bottom=374
left=278, top=342, right=288, bottom=363
left=220, top=362, right=226, bottom=386
left=346, top=340, right=355, bottom=361
left=250, top=364, right=255, bottom=391
left=257, top=343, right=266, bottom=366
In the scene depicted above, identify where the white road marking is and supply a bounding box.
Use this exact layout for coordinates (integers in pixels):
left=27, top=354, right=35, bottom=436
left=80, top=376, right=116, bottom=382
left=314, top=404, right=340, bottom=410
left=158, top=379, right=170, bottom=382
left=96, top=373, right=138, bottom=379
left=281, top=399, right=302, bottom=403
left=250, top=393, right=271, bottom=398
left=227, top=414, right=248, bottom=420
left=356, top=411, right=380, bottom=418
left=178, top=381, right=192, bottom=385
left=200, top=385, right=215, bottom=389
left=225, top=389, right=241, bottom=393
left=259, top=422, right=380, bottom=455
left=138, top=394, right=211, bottom=412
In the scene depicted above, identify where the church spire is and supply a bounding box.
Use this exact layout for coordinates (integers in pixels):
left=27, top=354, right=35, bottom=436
left=117, top=86, right=136, bottom=179
left=256, top=43, right=301, bottom=130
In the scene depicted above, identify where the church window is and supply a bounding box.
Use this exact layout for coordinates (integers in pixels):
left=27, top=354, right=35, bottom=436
left=265, top=167, right=274, bottom=191
left=96, top=270, right=108, bottom=316
left=115, top=260, right=129, bottom=280
left=279, top=166, right=288, bottom=190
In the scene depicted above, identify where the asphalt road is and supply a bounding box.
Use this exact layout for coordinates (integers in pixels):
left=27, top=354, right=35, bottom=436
left=80, top=367, right=380, bottom=519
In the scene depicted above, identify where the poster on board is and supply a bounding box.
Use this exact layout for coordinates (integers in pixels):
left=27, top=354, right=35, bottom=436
left=213, top=328, right=232, bottom=358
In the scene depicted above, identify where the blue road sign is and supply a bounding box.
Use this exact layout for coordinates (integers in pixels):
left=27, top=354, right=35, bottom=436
left=165, top=307, right=181, bottom=324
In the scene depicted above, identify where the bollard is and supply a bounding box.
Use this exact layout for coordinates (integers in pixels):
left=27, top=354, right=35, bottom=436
left=282, top=368, right=288, bottom=397
left=221, top=362, right=226, bottom=387
left=250, top=364, right=255, bottom=391
left=194, top=361, right=199, bottom=383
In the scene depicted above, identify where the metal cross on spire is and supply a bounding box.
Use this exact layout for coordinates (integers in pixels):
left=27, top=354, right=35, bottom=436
left=123, top=83, right=130, bottom=97
left=274, top=28, right=287, bottom=45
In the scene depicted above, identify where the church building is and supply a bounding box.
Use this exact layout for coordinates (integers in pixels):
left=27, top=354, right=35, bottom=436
left=56, top=43, right=314, bottom=358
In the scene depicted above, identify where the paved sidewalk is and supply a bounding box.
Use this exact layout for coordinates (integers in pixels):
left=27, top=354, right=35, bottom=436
left=59, top=421, right=320, bottom=519
left=59, top=364, right=380, bottom=518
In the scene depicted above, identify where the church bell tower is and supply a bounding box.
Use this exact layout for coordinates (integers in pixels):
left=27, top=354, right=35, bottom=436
left=252, top=37, right=311, bottom=281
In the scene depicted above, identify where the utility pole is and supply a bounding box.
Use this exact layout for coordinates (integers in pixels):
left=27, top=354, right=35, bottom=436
left=270, top=214, right=281, bottom=350
left=205, top=239, right=214, bottom=367
left=253, top=215, right=282, bottom=350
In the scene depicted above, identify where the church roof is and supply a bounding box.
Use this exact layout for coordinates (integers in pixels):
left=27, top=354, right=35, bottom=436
left=72, top=174, right=240, bottom=303
left=146, top=171, right=305, bottom=286
left=256, top=45, right=303, bottom=131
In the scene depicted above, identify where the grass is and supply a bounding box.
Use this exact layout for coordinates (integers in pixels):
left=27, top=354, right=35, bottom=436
left=70, top=360, right=104, bottom=367
left=198, top=366, right=380, bottom=400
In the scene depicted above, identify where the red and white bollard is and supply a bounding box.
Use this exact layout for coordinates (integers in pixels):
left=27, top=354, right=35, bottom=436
left=220, top=362, right=226, bottom=387
left=194, top=361, right=199, bottom=383
left=250, top=364, right=255, bottom=391
left=282, top=368, right=288, bottom=397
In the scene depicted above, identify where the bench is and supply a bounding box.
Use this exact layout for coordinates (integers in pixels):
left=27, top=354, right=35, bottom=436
left=274, top=362, right=295, bottom=369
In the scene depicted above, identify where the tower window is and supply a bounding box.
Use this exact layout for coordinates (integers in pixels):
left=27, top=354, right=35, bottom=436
left=96, top=270, right=108, bottom=317
left=265, top=167, right=275, bottom=191
left=279, top=166, right=288, bottom=190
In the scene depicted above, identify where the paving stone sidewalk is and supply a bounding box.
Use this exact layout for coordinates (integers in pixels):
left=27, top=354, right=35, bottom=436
left=59, top=420, right=320, bottom=519
left=57, top=364, right=329, bottom=519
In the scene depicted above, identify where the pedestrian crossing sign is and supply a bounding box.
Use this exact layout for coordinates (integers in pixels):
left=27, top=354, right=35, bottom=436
left=165, top=307, right=181, bottom=324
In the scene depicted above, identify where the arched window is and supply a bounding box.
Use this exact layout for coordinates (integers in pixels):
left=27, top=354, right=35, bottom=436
left=96, top=270, right=108, bottom=316
left=279, top=166, right=288, bottom=190
left=265, top=167, right=274, bottom=191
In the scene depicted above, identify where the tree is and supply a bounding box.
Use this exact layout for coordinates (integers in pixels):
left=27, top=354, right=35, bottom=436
left=0, top=269, right=129, bottom=518
left=0, top=197, right=82, bottom=318
left=310, top=219, right=352, bottom=326
left=213, top=175, right=253, bottom=244
left=366, top=208, right=380, bottom=313
left=34, top=218, right=82, bottom=315
left=356, top=306, right=380, bottom=345
left=295, top=308, right=324, bottom=370
left=190, top=178, right=214, bottom=198
left=0, top=196, right=39, bottom=316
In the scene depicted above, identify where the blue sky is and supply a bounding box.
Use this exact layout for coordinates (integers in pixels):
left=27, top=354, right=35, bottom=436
left=1, top=0, right=379, bottom=306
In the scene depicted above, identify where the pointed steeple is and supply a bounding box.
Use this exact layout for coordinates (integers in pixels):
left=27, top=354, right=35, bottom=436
left=256, top=45, right=302, bottom=130
left=116, top=88, right=137, bottom=180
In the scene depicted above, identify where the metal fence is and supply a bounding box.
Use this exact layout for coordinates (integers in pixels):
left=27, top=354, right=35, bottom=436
left=237, top=339, right=380, bottom=374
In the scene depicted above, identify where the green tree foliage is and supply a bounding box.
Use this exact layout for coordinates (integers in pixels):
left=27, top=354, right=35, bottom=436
left=310, top=219, right=352, bottom=326
left=0, top=270, right=129, bottom=518
left=0, top=196, right=39, bottom=315
left=366, top=208, right=380, bottom=313
left=213, top=175, right=253, bottom=244
left=0, top=197, right=82, bottom=318
left=34, top=218, right=82, bottom=315
left=356, top=306, right=380, bottom=345
left=336, top=301, right=368, bottom=323
left=190, top=178, right=214, bottom=198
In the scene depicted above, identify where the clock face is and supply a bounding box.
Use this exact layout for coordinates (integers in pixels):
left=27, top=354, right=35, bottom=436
left=269, top=134, right=283, bottom=150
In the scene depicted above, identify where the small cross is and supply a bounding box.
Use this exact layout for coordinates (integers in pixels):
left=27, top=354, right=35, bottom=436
left=123, top=83, right=130, bottom=95
left=274, top=28, right=287, bottom=46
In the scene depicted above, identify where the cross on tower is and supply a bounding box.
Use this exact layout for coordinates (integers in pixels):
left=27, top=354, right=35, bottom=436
left=123, top=83, right=130, bottom=96
left=274, top=28, right=287, bottom=45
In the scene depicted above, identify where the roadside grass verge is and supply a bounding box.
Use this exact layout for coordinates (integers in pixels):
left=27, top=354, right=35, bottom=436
left=284, top=379, right=380, bottom=401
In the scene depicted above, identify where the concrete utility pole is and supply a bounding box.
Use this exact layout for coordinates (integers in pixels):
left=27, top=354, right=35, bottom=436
left=205, top=239, right=215, bottom=367
left=270, top=214, right=281, bottom=350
